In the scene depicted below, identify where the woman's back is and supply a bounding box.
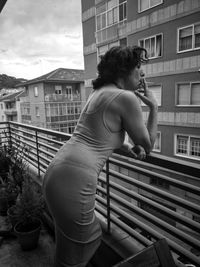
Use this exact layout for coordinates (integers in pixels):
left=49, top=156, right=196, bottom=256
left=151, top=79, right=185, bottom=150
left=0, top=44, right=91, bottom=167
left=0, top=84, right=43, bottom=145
left=66, top=85, right=126, bottom=173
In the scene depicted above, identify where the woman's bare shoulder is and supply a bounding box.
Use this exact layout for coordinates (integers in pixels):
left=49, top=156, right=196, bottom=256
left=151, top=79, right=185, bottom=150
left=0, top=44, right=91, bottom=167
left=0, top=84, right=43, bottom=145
left=117, top=90, right=140, bottom=107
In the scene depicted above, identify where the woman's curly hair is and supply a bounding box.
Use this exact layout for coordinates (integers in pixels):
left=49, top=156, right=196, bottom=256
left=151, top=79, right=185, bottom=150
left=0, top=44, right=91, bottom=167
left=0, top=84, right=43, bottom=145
left=92, top=46, right=148, bottom=90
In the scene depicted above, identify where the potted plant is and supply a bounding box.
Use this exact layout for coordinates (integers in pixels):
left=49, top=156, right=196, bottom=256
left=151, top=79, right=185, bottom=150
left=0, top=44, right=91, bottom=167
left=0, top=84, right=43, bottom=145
left=13, top=174, right=45, bottom=251
left=0, top=142, right=28, bottom=215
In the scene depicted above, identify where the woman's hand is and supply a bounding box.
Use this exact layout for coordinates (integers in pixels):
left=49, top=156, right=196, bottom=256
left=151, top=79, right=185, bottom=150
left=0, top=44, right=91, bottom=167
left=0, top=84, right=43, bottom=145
left=120, top=142, right=146, bottom=160
left=135, top=78, right=158, bottom=109
left=131, top=145, right=146, bottom=160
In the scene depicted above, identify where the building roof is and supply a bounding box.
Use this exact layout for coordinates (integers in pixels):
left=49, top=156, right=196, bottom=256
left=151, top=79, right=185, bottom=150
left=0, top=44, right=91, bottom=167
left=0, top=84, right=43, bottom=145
left=16, top=68, right=85, bottom=87
left=0, top=90, right=24, bottom=102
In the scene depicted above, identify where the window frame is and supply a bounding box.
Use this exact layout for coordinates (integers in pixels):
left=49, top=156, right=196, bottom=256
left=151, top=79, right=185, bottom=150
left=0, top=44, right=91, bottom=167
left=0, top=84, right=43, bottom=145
left=175, top=81, right=200, bottom=107
left=35, top=106, right=40, bottom=117
left=174, top=134, right=200, bottom=160
left=66, top=85, right=73, bottom=100
left=95, top=0, right=127, bottom=33
left=138, top=33, right=163, bottom=59
left=34, top=86, right=38, bottom=97
left=177, top=23, right=200, bottom=53
left=55, top=85, right=62, bottom=95
left=138, top=0, right=163, bottom=13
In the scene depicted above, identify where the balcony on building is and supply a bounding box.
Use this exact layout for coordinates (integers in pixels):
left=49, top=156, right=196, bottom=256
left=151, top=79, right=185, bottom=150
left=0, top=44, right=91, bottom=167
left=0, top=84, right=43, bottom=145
left=44, top=92, right=81, bottom=102
left=0, top=121, right=199, bottom=267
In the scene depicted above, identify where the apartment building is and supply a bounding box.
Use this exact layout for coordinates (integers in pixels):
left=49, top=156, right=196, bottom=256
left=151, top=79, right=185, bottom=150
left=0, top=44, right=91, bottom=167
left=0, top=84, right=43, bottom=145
left=17, top=68, right=85, bottom=134
left=81, top=0, right=200, bottom=163
left=0, top=90, right=23, bottom=122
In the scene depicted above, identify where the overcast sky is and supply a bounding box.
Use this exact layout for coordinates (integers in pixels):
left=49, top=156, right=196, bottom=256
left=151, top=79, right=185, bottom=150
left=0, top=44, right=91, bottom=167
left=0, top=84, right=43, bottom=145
left=0, top=0, right=84, bottom=79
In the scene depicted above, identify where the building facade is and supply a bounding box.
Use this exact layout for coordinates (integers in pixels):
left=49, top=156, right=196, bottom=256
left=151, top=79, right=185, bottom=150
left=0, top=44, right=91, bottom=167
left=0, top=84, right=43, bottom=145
left=17, top=68, right=86, bottom=134
left=81, top=0, right=200, bottom=163
left=0, top=90, right=23, bottom=123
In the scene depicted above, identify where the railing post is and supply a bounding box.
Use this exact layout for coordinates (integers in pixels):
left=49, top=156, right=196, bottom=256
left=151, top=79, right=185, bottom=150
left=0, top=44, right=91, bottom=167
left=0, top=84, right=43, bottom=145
left=7, top=121, right=12, bottom=149
left=35, top=130, right=40, bottom=178
left=106, top=160, right=111, bottom=234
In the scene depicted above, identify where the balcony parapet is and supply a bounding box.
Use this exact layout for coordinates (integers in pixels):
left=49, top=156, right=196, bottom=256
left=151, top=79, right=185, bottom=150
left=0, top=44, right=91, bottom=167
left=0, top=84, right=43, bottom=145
left=4, top=109, right=17, bottom=115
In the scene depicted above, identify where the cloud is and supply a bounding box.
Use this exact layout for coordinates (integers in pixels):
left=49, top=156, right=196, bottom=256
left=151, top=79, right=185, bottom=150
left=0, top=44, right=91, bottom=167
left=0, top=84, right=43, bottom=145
left=0, top=0, right=84, bottom=79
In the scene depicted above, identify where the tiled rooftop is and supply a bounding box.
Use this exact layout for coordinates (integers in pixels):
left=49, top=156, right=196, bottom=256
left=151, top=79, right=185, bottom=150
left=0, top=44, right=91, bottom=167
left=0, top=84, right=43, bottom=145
left=16, top=68, right=85, bottom=87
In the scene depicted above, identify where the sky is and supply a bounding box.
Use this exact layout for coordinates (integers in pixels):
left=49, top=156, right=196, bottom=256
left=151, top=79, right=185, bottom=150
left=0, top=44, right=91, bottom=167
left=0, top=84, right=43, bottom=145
left=0, top=0, right=84, bottom=80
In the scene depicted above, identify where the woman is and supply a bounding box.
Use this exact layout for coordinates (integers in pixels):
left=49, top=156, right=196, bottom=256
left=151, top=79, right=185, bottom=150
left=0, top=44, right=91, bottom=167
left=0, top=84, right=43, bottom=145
left=43, top=46, right=158, bottom=267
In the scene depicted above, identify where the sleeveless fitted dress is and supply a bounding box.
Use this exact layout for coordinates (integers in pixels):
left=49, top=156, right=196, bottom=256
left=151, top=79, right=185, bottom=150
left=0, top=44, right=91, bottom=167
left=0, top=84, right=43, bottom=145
left=43, top=87, right=125, bottom=267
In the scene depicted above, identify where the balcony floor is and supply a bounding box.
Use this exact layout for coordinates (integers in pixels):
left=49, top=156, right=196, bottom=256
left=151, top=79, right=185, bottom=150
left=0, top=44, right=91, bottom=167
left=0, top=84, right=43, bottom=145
left=0, top=215, right=55, bottom=267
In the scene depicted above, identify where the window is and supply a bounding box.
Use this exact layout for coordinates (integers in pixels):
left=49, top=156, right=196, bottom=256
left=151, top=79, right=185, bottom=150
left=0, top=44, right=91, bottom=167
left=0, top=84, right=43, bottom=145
left=153, top=132, right=161, bottom=152
left=55, top=85, right=62, bottom=95
left=138, top=0, right=163, bottom=12
left=139, top=34, right=162, bottom=59
left=35, top=106, right=40, bottom=117
left=175, top=134, right=200, bottom=159
left=176, top=82, right=200, bottom=106
left=66, top=86, right=73, bottom=100
left=178, top=23, right=200, bottom=52
left=96, top=0, right=127, bottom=31
left=34, top=86, right=38, bottom=97
left=141, top=85, right=162, bottom=106
left=0, top=103, right=3, bottom=109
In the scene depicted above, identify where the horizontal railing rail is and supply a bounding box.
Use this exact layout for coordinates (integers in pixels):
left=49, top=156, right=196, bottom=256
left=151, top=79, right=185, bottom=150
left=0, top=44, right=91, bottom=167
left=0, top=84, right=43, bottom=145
left=0, top=121, right=199, bottom=267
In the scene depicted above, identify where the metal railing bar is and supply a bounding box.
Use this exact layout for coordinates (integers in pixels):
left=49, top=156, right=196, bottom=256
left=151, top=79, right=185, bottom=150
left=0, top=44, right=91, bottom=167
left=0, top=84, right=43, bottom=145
left=37, top=154, right=51, bottom=167
left=11, top=135, right=36, bottom=149
left=11, top=139, right=50, bottom=169
left=9, top=121, right=71, bottom=140
left=112, top=153, right=199, bottom=181
left=108, top=199, right=200, bottom=266
left=37, top=134, right=64, bottom=146
left=37, top=140, right=59, bottom=153
left=96, top=200, right=200, bottom=266
left=108, top=189, right=200, bottom=250
left=107, top=169, right=200, bottom=215
left=108, top=157, right=200, bottom=195
left=98, top=176, right=200, bottom=232
left=10, top=127, right=36, bottom=138
left=95, top=203, right=152, bottom=247
left=96, top=194, right=162, bottom=240
left=37, top=146, right=55, bottom=159
left=11, top=138, right=37, bottom=155
left=10, top=130, right=36, bottom=143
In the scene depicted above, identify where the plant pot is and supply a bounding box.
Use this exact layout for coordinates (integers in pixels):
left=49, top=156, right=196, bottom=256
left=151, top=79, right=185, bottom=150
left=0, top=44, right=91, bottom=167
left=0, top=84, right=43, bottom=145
left=14, top=218, right=41, bottom=251
left=7, top=205, right=19, bottom=228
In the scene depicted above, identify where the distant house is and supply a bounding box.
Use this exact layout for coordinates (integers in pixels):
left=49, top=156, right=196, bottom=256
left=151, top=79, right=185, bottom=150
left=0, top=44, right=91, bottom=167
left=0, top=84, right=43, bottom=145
left=0, top=90, right=24, bottom=122
left=16, top=68, right=85, bottom=134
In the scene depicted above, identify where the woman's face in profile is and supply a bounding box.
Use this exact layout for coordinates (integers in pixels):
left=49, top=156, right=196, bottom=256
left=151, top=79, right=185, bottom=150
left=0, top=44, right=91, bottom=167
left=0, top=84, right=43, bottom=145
left=126, top=64, right=144, bottom=91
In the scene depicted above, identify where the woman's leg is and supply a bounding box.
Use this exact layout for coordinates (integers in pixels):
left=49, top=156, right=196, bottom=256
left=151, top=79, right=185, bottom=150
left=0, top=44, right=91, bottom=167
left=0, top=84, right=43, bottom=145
left=54, top=224, right=101, bottom=267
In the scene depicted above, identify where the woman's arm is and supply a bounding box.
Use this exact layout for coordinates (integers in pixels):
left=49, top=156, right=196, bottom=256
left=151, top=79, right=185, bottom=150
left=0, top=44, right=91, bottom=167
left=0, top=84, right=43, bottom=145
left=117, top=87, right=158, bottom=154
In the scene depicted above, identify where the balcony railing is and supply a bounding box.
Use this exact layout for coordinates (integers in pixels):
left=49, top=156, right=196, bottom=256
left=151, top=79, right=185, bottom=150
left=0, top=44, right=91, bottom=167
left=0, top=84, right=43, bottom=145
left=44, top=93, right=81, bottom=102
left=0, top=121, right=200, bottom=267
left=4, top=108, right=17, bottom=115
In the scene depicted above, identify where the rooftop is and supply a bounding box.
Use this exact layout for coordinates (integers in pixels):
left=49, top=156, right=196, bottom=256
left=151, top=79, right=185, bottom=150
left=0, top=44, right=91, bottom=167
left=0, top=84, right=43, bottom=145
left=0, top=90, right=24, bottom=102
left=16, top=68, right=85, bottom=87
